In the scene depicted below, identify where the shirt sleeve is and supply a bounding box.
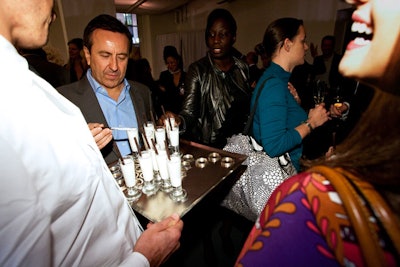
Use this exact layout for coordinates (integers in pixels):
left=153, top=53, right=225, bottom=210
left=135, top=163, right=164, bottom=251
left=119, top=252, right=150, bottom=267
left=180, top=63, right=201, bottom=130
left=257, top=78, right=302, bottom=157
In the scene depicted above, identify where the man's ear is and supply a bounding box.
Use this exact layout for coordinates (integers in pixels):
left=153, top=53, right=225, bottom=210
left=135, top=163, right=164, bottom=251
left=232, top=35, right=236, bottom=45
left=83, top=46, right=91, bottom=66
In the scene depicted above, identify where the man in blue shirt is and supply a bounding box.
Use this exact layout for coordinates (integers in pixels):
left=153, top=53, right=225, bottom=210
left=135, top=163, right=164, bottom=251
left=58, top=14, right=155, bottom=164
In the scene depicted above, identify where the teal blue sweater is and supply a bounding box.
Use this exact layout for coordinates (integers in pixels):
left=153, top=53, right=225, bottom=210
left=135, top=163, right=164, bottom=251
left=251, top=62, right=307, bottom=171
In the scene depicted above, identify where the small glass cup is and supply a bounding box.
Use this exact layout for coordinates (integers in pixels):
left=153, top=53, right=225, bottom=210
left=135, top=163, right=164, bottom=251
left=127, top=128, right=139, bottom=158
left=119, top=156, right=142, bottom=202
left=138, top=150, right=158, bottom=196
left=164, top=117, right=175, bottom=140
left=144, top=121, right=155, bottom=145
left=155, top=126, right=166, bottom=150
left=169, top=126, right=180, bottom=154
left=156, top=149, right=173, bottom=193
left=149, top=146, right=162, bottom=187
left=168, top=153, right=187, bottom=202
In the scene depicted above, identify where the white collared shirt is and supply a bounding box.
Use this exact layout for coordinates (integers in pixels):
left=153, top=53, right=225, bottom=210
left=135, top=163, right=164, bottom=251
left=0, top=35, right=148, bottom=267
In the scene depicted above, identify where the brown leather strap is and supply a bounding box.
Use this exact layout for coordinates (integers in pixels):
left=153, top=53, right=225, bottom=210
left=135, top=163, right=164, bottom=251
left=339, top=169, right=400, bottom=260
left=309, top=166, right=387, bottom=267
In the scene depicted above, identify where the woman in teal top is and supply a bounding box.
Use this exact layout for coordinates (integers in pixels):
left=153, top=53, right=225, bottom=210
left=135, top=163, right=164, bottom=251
left=252, top=18, right=330, bottom=171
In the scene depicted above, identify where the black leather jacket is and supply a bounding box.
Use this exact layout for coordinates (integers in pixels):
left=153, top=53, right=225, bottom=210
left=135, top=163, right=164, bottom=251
left=180, top=53, right=252, bottom=148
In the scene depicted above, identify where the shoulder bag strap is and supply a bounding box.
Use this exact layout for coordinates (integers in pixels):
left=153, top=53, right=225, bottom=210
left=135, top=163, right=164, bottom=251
left=308, top=165, right=391, bottom=267
left=243, top=77, right=271, bottom=135
left=340, top=169, right=400, bottom=261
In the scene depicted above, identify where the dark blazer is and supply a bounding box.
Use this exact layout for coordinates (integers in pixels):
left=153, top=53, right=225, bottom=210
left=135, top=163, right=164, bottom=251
left=57, top=76, right=154, bottom=164
left=24, top=54, right=70, bottom=87
left=313, top=53, right=343, bottom=89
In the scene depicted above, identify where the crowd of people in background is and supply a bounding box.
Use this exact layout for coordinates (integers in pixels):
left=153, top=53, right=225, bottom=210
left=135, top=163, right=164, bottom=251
left=17, top=13, right=366, bottom=162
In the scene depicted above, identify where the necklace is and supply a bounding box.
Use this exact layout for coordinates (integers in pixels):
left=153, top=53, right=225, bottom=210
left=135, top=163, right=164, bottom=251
left=169, top=69, right=181, bottom=75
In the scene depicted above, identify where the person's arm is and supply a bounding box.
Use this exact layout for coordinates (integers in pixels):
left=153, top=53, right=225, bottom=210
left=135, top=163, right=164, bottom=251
left=129, top=214, right=183, bottom=267
left=179, top=63, right=201, bottom=132
left=295, top=104, right=331, bottom=139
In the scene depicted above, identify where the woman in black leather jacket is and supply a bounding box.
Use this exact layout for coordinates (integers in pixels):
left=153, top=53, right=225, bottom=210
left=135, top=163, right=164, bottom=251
left=179, top=8, right=252, bottom=148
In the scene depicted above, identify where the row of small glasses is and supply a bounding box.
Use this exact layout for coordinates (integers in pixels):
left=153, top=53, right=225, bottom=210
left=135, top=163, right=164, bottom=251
left=117, top=120, right=187, bottom=202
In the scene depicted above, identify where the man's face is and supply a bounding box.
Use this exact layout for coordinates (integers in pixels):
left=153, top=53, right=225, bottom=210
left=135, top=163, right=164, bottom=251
left=84, top=29, right=130, bottom=92
left=4, top=0, right=55, bottom=48
left=206, top=18, right=236, bottom=60
left=68, top=44, right=81, bottom=59
left=321, top=39, right=334, bottom=57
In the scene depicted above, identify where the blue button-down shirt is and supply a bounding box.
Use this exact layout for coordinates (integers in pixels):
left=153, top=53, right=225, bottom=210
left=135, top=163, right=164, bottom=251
left=87, top=70, right=138, bottom=156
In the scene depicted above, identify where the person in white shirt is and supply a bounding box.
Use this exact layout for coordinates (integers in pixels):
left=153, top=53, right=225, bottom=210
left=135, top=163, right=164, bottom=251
left=0, top=1, right=183, bottom=266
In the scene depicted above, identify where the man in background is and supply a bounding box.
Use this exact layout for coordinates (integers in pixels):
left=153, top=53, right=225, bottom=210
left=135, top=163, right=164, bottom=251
left=20, top=47, right=70, bottom=87
left=0, top=1, right=182, bottom=266
left=58, top=14, right=155, bottom=165
left=312, top=35, right=343, bottom=89
left=245, top=51, right=262, bottom=89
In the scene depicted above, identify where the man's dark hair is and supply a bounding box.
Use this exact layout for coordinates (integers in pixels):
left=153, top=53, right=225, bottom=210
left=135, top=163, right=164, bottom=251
left=205, top=8, right=237, bottom=43
left=83, top=14, right=133, bottom=52
left=321, top=35, right=335, bottom=46
left=68, top=38, right=84, bottom=50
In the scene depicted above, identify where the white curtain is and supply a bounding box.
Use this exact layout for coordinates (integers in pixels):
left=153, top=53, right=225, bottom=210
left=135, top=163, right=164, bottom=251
left=154, top=30, right=207, bottom=80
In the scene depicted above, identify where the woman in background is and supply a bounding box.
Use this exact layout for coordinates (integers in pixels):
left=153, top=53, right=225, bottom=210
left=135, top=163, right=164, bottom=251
left=251, top=18, right=329, bottom=171
left=177, top=8, right=252, bottom=148
left=236, top=0, right=400, bottom=266
left=64, top=38, right=88, bottom=82
left=158, top=45, right=186, bottom=114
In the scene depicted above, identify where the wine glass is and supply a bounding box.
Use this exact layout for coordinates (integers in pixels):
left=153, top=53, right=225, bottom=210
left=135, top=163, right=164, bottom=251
left=333, top=86, right=344, bottom=110
left=313, top=80, right=328, bottom=106
left=119, top=155, right=142, bottom=202
left=168, top=153, right=187, bottom=202
left=138, top=150, right=158, bottom=196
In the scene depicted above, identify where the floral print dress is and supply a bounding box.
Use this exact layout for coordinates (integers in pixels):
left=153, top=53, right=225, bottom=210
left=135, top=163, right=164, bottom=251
left=235, top=171, right=398, bottom=267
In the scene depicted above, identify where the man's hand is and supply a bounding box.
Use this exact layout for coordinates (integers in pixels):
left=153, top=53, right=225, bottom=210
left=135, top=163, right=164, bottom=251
left=310, top=42, right=318, bottom=58
left=134, top=213, right=183, bottom=267
left=158, top=111, right=181, bottom=127
left=88, top=123, right=112, bottom=150
left=329, top=102, right=349, bottom=118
